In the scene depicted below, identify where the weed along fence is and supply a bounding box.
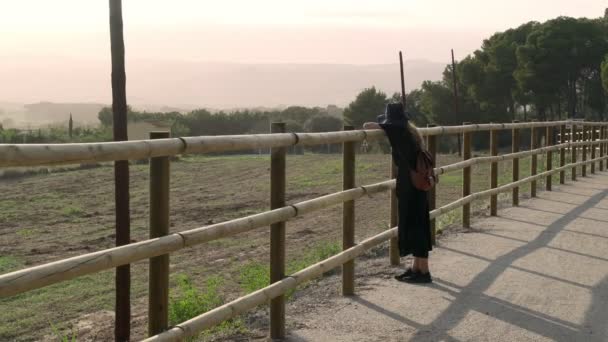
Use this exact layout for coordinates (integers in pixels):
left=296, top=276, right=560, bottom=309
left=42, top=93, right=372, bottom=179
left=1, top=120, right=608, bottom=341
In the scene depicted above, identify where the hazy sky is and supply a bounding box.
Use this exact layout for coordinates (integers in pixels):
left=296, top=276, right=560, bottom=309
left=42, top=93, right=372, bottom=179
left=1, top=0, right=606, bottom=106
left=2, top=0, right=605, bottom=63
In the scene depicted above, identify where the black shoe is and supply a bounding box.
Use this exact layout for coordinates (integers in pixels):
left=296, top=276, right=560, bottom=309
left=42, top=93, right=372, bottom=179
left=394, top=268, right=416, bottom=281
left=403, top=271, right=432, bottom=284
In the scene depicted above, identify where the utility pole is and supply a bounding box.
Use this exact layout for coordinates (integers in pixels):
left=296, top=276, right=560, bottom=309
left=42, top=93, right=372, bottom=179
left=451, top=49, right=462, bottom=156
left=109, top=1, right=131, bottom=340
left=399, top=51, right=407, bottom=108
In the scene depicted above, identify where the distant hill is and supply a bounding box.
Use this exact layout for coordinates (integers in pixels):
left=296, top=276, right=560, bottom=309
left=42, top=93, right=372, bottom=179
left=23, top=102, right=106, bottom=125
left=124, top=60, right=445, bottom=108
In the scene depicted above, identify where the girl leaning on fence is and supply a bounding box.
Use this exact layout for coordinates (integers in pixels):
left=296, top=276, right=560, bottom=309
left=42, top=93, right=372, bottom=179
left=363, top=102, right=433, bottom=284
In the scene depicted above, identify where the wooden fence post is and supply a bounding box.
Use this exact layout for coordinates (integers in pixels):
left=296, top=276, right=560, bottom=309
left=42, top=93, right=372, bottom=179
left=604, top=126, right=607, bottom=171
left=462, top=122, right=471, bottom=228
left=545, top=125, right=553, bottom=191
left=512, top=120, right=520, bottom=206
left=342, top=125, right=355, bottom=296
left=601, top=126, right=605, bottom=172
left=270, top=122, right=286, bottom=339
left=530, top=124, right=537, bottom=198
left=427, top=124, right=437, bottom=244
left=582, top=124, right=588, bottom=177
left=490, top=127, right=498, bottom=216
left=389, top=160, right=400, bottom=266
left=591, top=126, right=597, bottom=174
left=560, top=124, right=566, bottom=184
left=148, top=131, right=170, bottom=336
left=605, top=126, right=608, bottom=171
left=571, top=123, right=577, bottom=181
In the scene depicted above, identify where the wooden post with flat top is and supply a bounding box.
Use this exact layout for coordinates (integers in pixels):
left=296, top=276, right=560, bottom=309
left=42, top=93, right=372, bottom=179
left=600, top=126, right=605, bottom=172
left=270, top=122, right=286, bottom=339
left=389, top=159, right=400, bottom=266
left=530, top=124, right=537, bottom=197
left=490, top=127, right=498, bottom=216
left=427, top=124, right=437, bottom=243
left=545, top=125, right=553, bottom=191
left=571, top=123, right=577, bottom=181
left=148, top=131, right=170, bottom=336
left=462, top=122, right=471, bottom=227
left=342, top=125, right=355, bottom=296
left=512, top=120, right=520, bottom=206
left=559, top=124, right=566, bottom=184
left=582, top=124, right=588, bottom=177
left=591, top=126, right=597, bottom=174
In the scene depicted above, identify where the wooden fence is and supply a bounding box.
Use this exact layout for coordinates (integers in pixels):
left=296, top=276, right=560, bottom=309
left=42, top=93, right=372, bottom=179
left=1, top=120, right=608, bottom=341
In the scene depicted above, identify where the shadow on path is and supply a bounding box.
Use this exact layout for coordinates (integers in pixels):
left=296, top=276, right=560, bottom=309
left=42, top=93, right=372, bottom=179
left=405, top=188, right=608, bottom=341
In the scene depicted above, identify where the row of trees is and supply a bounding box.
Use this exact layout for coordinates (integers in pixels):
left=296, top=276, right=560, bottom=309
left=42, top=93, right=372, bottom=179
left=415, top=15, right=608, bottom=126
left=92, top=14, right=608, bottom=149
left=98, top=106, right=344, bottom=137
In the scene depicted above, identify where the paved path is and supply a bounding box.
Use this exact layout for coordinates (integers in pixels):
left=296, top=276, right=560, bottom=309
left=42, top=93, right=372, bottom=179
left=288, top=172, right=608, bottom=342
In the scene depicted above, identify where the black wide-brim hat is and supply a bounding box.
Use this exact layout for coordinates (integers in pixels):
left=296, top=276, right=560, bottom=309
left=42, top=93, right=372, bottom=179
left=377, top=102, right=409, bottom=127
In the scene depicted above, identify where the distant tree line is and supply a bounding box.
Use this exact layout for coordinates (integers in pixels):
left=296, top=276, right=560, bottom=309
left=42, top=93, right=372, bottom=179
left=418, top=16, right=608, bottom=125
left=7, top=14, right=607, bottom=154
left=98, top=105, right=343, bottom=137
left=342, top=14, right=608, bottom=152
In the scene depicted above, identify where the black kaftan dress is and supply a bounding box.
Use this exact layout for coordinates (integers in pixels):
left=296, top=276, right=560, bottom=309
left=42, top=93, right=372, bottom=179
left=380, top=123, right=432, bottom=258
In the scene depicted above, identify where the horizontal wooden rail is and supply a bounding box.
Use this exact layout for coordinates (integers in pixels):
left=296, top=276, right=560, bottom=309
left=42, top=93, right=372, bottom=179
left=142, top=228, right=398, bottom=342
left=434, top=139, right=608, bottom=176
left=2, top=121, right=608, bottom=168
left=0, top=179, right=394, bottom=298
left=431, top=155, right=608, bottom=218
left=2, top=137, right=605, bottom=298
left=143, top=154, right=608, bottom=342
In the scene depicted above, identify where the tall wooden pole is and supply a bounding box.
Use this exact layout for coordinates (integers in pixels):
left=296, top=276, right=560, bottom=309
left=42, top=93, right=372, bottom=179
left=148, top=131, right=170, bottom=336
left=399, top=51, right=406, bottom=108
left=451, top=49, right=462, bottom=157
left=270, top=122, right=286, bottom=339
left=109, top=1, right=131, bottom=340
left=342, top=125, right=355, bottom=296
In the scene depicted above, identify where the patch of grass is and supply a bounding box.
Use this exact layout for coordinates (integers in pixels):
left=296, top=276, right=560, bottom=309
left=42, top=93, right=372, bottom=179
left=239, top=263, right=268, bottom=294
left=438, top=173, right=462, bottom=186
left=169, top=274, right=244, bottom=339
left=288, top=241, right=342, bottom=274
left=62, top=205, right=84, bottom=217
left=0, top=271, right=114, bottom=341
left=239, top=241, right=342, bottom=296
left=49, top=321, right=78, bottom=342
left=289, top=159, right=342, bottom=188
left=17, top=228, right=37, bottom=238
left=0, top=256, right=22, bottom=273
left=436, top=209, right=462, bottom=232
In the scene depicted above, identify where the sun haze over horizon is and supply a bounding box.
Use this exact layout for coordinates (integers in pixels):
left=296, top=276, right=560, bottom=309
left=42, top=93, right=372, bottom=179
left=1, top=0, right=605, bottom=107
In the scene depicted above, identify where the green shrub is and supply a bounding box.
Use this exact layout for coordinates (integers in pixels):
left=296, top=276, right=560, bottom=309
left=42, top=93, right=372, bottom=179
left=169, top=274, right=244, bottom=339
left=239, top=241, right=341, bottom=295
left=49, top=322, right=77, bottom=342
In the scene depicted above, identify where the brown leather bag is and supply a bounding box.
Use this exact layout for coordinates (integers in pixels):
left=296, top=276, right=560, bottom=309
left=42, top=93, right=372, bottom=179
left=410, top=149, right=437, bottom=191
